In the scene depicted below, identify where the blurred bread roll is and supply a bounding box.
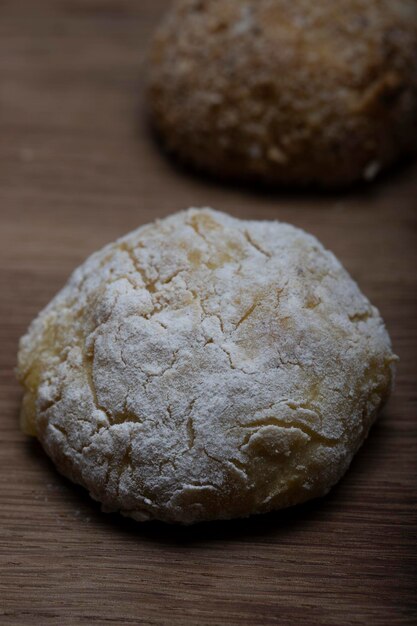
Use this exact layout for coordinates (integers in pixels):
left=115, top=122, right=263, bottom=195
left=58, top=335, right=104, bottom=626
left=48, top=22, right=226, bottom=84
left=149, top=0, right=417, bottom=187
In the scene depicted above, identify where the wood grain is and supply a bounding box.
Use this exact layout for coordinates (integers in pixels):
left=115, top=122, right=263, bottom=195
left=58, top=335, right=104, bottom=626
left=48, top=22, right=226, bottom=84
left=0, top=1, right=416, bottom=624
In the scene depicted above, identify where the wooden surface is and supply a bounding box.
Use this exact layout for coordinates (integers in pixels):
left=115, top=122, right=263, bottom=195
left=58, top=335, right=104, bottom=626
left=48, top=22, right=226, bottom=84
left=0, top=1, right=416, bottom=624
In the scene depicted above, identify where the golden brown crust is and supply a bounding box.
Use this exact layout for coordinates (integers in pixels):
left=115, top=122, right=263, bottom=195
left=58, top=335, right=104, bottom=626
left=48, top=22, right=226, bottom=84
left=148, top=0, right=417, bottom=187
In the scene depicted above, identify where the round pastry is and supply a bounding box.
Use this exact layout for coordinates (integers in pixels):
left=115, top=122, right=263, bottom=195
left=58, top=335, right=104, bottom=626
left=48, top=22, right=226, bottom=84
left=17, top=209, right=396, bottom=524
left=148, top=0, right=417, bottom=187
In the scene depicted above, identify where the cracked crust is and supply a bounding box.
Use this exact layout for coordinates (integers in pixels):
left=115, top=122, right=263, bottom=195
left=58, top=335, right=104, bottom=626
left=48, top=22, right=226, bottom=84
left=17, top=209, right=396, bottom=524
left=149, top=0, right=417, bottom=187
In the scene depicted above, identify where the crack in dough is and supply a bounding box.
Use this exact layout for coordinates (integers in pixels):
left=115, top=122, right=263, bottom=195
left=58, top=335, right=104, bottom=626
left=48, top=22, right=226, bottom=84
left=17, top=208, right=396, bottom=524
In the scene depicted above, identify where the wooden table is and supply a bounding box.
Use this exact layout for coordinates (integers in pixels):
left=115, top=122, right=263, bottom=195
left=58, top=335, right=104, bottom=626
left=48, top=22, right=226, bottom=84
left=1, top=2, right=416, bottom=624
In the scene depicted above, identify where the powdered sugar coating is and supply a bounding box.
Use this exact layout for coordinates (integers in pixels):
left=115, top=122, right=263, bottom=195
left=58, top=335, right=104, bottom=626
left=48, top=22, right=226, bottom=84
left=17, top=209, right=396, bottom=524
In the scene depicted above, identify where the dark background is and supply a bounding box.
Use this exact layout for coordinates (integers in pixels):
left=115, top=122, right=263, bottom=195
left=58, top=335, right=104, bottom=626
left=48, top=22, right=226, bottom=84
left=0, top=1, right=416, bottom=624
